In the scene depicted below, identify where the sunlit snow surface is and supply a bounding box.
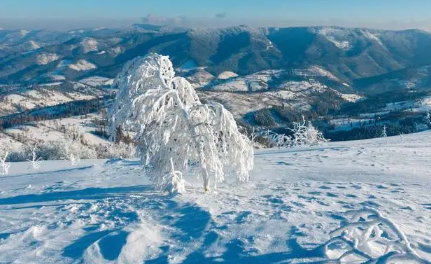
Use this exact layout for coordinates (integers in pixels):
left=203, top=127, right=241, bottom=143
left=1, top=132, right=431, bottom=263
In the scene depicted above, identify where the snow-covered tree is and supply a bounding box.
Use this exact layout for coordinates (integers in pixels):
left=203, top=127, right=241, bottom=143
left=425, top=111, right=431, bottom=126
left=108, top=54, right=254, bottom=193
left=0, top=152, right=11, bottom=175
left=27, top=145, right=43, bottom=170
left=414, top=122, right=428, bottom=132
left=64, top=140, right=81, bottom=165
left=381, top=125, right=388, bottom=138
left=290, top=117, right=327, bottom=147
left=246, top=127, right=258, bottom=143
left=261, top=130, right=292, bottom=148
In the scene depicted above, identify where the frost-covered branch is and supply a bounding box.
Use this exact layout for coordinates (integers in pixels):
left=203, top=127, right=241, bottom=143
left=322, top=208, right=426, bottom=263
left=260, top=130, right=292, bottom=148
left=63, top=140, right=81, bottom=165
left=290, top=116, right=327, bottom=147
left=108, top=54, right=254, bottom=193
left=27, top=145, right=43, bottom=170
left=258, top=117, right=327, bottom=148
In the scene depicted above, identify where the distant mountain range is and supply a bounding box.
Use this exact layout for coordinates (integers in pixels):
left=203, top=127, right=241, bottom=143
left=1, top=24, right=431, bottom=143
left=1, top=25, right=431, bottom=93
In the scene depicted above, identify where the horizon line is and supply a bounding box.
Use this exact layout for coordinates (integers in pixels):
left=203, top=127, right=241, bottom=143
left=0, top=22, right=429, bottom=33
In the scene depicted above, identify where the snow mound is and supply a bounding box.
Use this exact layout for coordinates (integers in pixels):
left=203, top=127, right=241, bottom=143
left=80, top=38, right=99, bottom=53
left=309, top=66, right=341, bottom=82
left=278, top=80, right=328, bottom=93
left=49, top=74, right=66, bottom=81
left=292, top=66, right=341, bottom=82
left=22, top=41, right=41, bottom=51
left=318, top=27, right=352, bottom=50
left=186, top=70, right=214, bottom=88
left=362, top=30, right=384, bottom=47
left=211, top=70, right=281, bottom=92
left=341, top=93, right=363, bottom=102
left=36, top=53, right=59, bottom=65
left=19, top=30, right=30, bottom=37
left=79, top=76, right=113, bottom=87
left=69, top=60, right=97, bottom=71
left=218, top=71, right=239, bottom=80
left=109, top=46, right=124, bottom=56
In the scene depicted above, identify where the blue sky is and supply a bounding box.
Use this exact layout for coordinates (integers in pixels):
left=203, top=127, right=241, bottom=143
left=0, top=0, right=430, bottom=30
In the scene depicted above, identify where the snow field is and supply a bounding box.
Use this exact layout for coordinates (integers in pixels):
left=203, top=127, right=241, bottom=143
left=0, top=132, right=431, bottom=263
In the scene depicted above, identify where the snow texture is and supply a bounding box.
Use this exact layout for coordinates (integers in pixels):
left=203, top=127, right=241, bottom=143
left=79, top=76, right=113, bottom=87
left=0, top=152, right=10, bottom=175
left=1, top=132, right=431, bottom=263
left=36, top=53, right=59, bottom=65
left=218, top=71, right=239, bottom=80
left=68, top=60, right=97, bottom=71
left=80, top=38, right=99, bottom=53
left=318, top=27, right=352, bottom=50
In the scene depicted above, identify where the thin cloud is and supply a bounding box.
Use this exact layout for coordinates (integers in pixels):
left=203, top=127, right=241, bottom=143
left=215, top=13, right=227, bottom=19
left=1, top=16, right=430, bottom=32
left=141, top=14, right=187, bottom=26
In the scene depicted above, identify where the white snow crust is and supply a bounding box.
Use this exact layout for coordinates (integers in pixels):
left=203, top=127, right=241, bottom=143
left=1, top=131, right=431, bottom=263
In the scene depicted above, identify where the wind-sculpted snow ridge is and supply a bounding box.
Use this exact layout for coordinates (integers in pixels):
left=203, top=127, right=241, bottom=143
left=322, top=208, right=429, bottom=263
left=108, top=54, right=254, bottom=192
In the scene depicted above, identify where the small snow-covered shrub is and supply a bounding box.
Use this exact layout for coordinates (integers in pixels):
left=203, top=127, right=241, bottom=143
left=414, top=122, right=428, bottom=132
left=95, top=142, right=136, bottom=159
left=7, top=150, right=26, bottom=162
left=35, top=140, right=96, bottom=162
left=26, top=145, right=43, bottom=170
left=381, top=125, right=388, bottom=138
left=425, top=111, right=431, bottom=126
left=108, top=54, right=254, bottom=192
left=290, top=117, right=328, bottom=147
left=260, top=130, right=293, bottom=148
left=160, top=159, right=186, bottom=194
left=0, top=152, right=11, bottom=175
left=258, top=118, right=327, bottom=149
left=6, top=140, right=135, bottom=162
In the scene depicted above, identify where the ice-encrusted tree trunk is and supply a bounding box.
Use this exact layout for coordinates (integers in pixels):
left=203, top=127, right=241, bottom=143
left=0, top=152, right=11, bottom=175
left=108, top=54, right=254, bottom=193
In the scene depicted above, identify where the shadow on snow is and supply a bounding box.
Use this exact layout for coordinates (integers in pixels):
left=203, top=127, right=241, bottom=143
left=0, top=185, right=150, bottom=205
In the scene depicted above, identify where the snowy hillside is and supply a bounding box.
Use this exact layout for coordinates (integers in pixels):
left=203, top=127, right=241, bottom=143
left=2, top=25, right=431, bottom=87
left=2, top=25, right=431, bottom=141
left=195, top=67, right=359, bottom=119
left=0, top=114, right=109, bottom=153
left=1, top=132, right=431, bottom=263
left=0, top=84, right=112, bottom=117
